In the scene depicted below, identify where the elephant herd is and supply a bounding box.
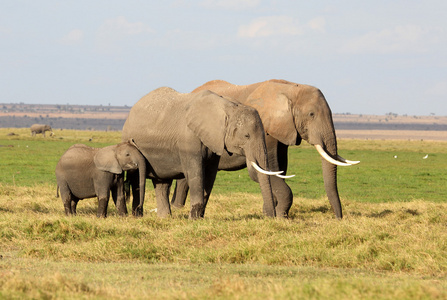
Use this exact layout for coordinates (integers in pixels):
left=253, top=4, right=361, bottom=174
left=55, top=79, right=359, bottom=219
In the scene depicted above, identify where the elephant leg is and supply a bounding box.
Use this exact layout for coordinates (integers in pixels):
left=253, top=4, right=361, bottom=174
left=128, top=170, right=142, bottom=216
left=202, top=155, right=220, bottom=217
left=112, top=175, right=128, bottom=216
left=185, top=155, right=219, bottom=219
left=265, top=136, right=293, bottom=218
left=271, top=176, right=293, bottom=218
left=59, top=183, right=74, bottom=215
left=97, top=193, right=109, bottom=218
left=70, top=198, right=79, bottom=215
left=188, top=175, right=205, bottom=219
left=171, top=179, right=189, bottom=209
left=152, top=179, right=172, bottom=218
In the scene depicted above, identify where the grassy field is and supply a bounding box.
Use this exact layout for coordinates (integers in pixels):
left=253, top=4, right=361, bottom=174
left=1, top=128, right=447, bottom=299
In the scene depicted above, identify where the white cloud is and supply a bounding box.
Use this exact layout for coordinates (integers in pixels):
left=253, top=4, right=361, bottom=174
left=60, top=29, right=84, bottom=45
left=340, top=25, right=433, bottom=54
left=238, top=16, right=303, bottom=38
left=200, top=0, right=260, bottom=10
left=0, top=26, right=11, bottom=35
left=307, top=17, right=326, bottom=33
left=237, top=16, right=326, bottom=38
left=426, top=80, right=447, bottom=96
left=97, top=16, right=154, bottom=41
left=95, top=16, right=154, bottom=54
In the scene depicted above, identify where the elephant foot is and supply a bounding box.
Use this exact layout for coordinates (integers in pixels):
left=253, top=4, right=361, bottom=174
left=132, top=207, right=144, bottom=217
left=118, top=211, right=128, bottom=217
left=156, top=209, right=171, bottom=218
left=189, top=203, right=205, bottom=219
left=171, top=202, right=186, bottom=210
left=275, top=209, right=289, bottom=218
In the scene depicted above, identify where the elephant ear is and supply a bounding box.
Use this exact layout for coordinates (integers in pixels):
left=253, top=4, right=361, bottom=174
left=186, top=90, right=228, bottom=156
left=94, top=145, right=123, bottom=174
left=246, top=82, right=298, bottom=146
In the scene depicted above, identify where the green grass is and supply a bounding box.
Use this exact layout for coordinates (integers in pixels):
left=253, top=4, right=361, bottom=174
left=2, top=128, right=446, bottom=203
left=1, top=128, right=447, bottom=299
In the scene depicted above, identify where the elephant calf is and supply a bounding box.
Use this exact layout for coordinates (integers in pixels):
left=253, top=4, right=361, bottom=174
left=55, top=140, right=147, bottom=217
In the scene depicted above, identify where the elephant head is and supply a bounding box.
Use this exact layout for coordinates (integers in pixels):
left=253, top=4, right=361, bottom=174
left=192, top=80, right=359, bottom=219
left=247, top=80, right=359, bottom=218
left=94, top=139, right=147, bottom=212
left=185, top=90, right=277, bottom=217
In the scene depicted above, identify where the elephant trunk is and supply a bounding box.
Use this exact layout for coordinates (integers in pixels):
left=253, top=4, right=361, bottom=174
left=322, top=159, right=342, bottom=218
left=319, top=138, right=343, bottom=219
left=246, top=146, right=276, bottom=218
left=136, top=154, right=147, bottom=215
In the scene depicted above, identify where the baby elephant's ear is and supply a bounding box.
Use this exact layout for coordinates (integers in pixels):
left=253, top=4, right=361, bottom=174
left=94, top=145, right=122, bottom=174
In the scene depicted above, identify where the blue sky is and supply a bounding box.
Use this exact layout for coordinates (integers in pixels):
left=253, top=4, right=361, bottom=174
left=1, top=1, right=446, bottom=115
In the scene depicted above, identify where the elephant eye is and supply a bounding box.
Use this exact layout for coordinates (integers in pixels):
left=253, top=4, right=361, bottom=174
left=309, top=112, right=315, bottom=118
left=245, top=133, right=250, bottom=139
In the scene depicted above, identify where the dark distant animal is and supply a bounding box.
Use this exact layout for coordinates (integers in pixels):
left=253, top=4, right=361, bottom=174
left=30, top=124, right=53, bottom=137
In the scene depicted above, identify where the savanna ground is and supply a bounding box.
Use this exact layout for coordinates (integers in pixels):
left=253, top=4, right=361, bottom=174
left=1, top=128, right=447, bottom=299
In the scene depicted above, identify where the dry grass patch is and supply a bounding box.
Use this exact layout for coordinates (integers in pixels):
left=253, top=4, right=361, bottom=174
left=1, top=185, right=447, bottom=276
left=1, top=185, right=447, bottom=298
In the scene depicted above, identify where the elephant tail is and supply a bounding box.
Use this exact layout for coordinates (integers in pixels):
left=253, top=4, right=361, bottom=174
left=56, top=185, right=60, bottom=198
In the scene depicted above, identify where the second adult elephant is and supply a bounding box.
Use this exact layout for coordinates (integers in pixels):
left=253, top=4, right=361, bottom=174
left=171, top=79, right=359, bottom=219
left=122, top=87, right=278, bottom=219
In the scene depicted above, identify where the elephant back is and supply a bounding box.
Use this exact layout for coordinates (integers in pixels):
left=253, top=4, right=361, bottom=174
left=122, top=87, right=189, bottom=158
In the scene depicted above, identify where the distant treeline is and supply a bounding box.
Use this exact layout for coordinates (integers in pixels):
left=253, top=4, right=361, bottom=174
left=0, top=116, right=125, bottom=131
left=2, top=116, right=447, bottom=132
left=1, top=103, right=131, bottom=114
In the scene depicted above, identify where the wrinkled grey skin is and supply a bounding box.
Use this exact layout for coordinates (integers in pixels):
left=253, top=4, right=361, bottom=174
left=30, top=124, right=53, bottom=137
left=171, top=79, right=349, bottom=219
left=122, top=87, right=275, bottom=219
left=55, top=140, right=146, bottom=217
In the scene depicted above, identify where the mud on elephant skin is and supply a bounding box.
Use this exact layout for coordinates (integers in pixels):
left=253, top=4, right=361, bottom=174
left=55, top=139, right=147, bottom=217
left=171, top=79, right=359, bottom=219
left=122, top=87, right=281, bottom=219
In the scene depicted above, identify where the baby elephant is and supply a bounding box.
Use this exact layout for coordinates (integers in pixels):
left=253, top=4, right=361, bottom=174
left=55, top=140, right=147, bottom=217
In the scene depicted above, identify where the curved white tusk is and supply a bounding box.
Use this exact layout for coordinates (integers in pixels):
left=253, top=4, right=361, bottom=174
left=250, top=161, right=284, bottom=175
left=315, top=145, right=352, bottom=167
left=276, top=174, right=296, bottom=179
left=337, top=155, right=360, bottom=165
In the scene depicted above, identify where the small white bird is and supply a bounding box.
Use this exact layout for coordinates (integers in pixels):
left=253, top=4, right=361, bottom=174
left=149, top=208, right=157, bottom=213
left=423, top=154, right=428, bottom=159
left=394, top=155, right=398, bottom=158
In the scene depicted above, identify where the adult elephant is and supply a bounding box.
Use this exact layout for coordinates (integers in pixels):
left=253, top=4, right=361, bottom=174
left=122, top=87, right=279, bottom=219
left=171, top=79, right=359, bottom=219
left=30, top=124, right=53, bottom=137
